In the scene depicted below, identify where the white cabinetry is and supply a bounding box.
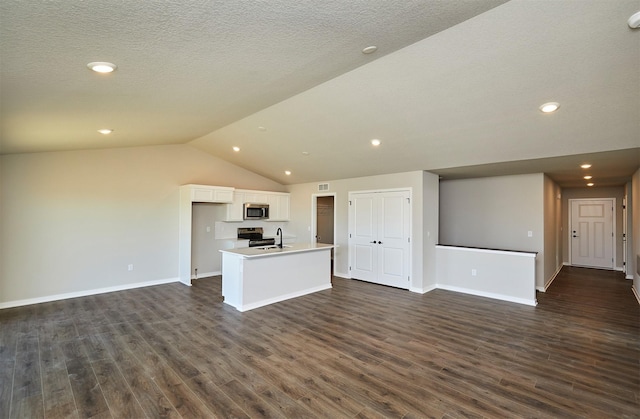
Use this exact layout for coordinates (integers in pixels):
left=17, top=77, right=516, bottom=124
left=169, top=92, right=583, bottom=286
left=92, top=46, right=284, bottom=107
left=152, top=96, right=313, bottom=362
left=223, top=190, right=290, bottom=222
left=179, top=184, right=236, bottom=286
left=243, top=191, right=269, bottom=204
left=190, top=185, right=234, bottom=203
left=267, top=193, right=290, bottom=221
left=225, top=192, right=245, bottom=222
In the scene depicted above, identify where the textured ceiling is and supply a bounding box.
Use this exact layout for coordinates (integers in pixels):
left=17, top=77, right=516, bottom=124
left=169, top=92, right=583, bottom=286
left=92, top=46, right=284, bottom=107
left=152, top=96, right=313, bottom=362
left=0, top=0, right=506, bottom=153
left=1, top=0, right=639, bottom=187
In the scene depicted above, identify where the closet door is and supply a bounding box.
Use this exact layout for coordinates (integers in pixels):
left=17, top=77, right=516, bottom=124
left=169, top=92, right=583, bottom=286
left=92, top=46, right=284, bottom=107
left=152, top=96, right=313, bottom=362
left=377, top=191, right=410, bottom=288
left=350, top=193, right=377, bottom=282
left=349, top=190, right=410, bottom=289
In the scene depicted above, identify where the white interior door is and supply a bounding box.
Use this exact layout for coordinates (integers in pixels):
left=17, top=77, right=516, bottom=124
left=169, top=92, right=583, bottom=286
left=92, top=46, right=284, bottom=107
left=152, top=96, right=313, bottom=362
left=350, top=194, right=377, bottom=282
left=350, top=190, right=410, bottom=289
left=377, top=191, right=410, bottom=288
left=570, top=199, right=614, bottom=269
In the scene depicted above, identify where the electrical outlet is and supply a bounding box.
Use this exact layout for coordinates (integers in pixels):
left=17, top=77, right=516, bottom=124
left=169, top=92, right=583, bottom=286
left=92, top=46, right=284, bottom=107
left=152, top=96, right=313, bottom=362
left=206, top=226, right=211, bottom=233
left=471, top=269, right=477, bottom=276
left=527, top=231, right=533, bottom=237
left=128, top=264, right=134, bottom=271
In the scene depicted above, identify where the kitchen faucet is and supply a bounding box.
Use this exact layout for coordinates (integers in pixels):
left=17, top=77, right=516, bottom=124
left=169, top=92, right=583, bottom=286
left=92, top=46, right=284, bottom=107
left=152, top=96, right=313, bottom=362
left=276, top=227, right=283, bottom=248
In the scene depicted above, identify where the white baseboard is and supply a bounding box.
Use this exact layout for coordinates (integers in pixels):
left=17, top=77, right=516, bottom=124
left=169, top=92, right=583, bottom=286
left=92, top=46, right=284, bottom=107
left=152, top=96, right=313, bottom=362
left=191, top=271, right=220, bottom=280
left=632, top=285, right=640, bottom=305
left=333, top=271, right=349, bottom=279
left=228, top=283, right=332, bottom=312
left=626, top=274, right=634, bottom=280
left=0, top=277, right=181, bottom=310
left=437, top=284, right=537, bottom=307
left=538, top=264, right=564, bottom=292
left=410, top=284, right=437, bottom=294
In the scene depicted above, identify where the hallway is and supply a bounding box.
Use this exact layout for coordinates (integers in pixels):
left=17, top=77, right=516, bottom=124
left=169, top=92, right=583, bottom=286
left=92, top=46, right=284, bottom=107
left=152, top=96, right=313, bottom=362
left=538, top=266, right=639, bottom=329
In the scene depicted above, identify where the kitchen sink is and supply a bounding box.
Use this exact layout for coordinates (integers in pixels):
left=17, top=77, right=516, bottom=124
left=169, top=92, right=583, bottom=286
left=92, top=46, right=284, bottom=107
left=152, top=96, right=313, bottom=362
left=255, top=245, right=292, bottom=250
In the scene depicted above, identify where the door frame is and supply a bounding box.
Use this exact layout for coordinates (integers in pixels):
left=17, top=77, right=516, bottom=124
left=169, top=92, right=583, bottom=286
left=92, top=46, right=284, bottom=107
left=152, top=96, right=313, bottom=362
left=347, top=188, right=413, bottom=287
left=311, top=193, right=337, bottom=274
left=568, top=197, right=616, bottom=269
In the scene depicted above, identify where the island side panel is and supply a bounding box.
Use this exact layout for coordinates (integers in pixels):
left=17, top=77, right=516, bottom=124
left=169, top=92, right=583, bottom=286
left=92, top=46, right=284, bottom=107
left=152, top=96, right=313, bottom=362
left=221, top=252, right=243, bottom=309
left=240, top=249, right=332, bottom=311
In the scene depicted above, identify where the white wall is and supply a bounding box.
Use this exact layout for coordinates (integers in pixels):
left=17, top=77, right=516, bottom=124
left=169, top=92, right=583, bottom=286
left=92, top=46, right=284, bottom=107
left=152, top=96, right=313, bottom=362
left=436, top=246, right=537, bottom=306
left=439, top=173, right=546, bottom=289
left=286, top=170, right=439, bottom=292
left=0, top=144, right=285, bottom=307
left=191, top=203, right=228, bottom=278
left=422, top=171, right=440, bottom=290
left=543, top=175, right=563, bottom=286
left=561, top=186, right=625, bottom=269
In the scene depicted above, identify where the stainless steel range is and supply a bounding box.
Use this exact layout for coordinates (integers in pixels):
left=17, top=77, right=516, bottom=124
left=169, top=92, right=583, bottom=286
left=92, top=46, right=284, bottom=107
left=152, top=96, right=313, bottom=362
left=237, top=227, right=275, bottom=247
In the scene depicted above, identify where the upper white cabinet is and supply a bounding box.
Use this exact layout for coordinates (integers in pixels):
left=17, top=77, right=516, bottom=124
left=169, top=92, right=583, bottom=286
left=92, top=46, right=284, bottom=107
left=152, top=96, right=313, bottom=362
left=188, top=184, right=234, bottom=203
left=243, top=191, right=269, bottom=204
left=225, top=192, right=245, bottom=222
left=267, top=193, right=290, bottom=221
left=223, top=189, right=290, bottom=222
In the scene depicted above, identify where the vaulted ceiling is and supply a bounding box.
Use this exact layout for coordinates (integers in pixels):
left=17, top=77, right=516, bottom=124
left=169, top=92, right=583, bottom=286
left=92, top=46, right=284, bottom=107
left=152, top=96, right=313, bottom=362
left=1, top=1, right=638, bottom=186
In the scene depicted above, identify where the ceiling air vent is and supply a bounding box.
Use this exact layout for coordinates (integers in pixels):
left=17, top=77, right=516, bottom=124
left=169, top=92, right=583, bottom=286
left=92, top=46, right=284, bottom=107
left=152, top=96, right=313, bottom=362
left=318, top=183, right=329, bottom=191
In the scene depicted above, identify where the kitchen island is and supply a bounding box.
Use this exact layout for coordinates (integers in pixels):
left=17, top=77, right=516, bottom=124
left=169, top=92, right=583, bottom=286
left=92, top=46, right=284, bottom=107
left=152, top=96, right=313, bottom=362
left=219, top=243, right=335, bottom=312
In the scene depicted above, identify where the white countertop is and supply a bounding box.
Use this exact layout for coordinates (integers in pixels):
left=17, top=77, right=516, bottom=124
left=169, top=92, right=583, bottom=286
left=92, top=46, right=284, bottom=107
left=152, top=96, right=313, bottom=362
left=220, top=242, right=335, bottom=258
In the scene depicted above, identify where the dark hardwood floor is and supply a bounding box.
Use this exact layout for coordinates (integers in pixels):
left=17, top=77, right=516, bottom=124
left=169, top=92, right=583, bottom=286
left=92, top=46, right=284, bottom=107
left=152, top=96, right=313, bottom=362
left=1, top=266, right=638, bottom=418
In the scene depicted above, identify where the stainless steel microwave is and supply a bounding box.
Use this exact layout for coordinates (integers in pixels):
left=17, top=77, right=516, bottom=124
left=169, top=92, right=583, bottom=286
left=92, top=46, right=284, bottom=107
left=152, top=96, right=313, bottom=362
left=244, top=203, right=269, bottom=220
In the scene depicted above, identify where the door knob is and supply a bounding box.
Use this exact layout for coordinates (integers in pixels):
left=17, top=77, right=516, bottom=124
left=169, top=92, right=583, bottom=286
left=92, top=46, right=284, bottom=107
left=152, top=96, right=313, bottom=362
left=378, top=241, right=382, bottom=244
left=370, top=241, right=376, bottom=244
left=572, top=235, right=579, bottom=238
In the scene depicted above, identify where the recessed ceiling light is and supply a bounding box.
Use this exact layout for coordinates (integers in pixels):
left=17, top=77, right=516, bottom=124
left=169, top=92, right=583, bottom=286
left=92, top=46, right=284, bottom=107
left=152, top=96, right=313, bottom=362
left=628, top=11, right=640, bottom=28
left=362, top=46, right=378, bottom=54
left=97, top=129, right=113, bottom=135
left=539, top=102, right=560, bottom=113
left=232, top=146, right=240, bottom=152
left=258, top=126, right=266, bottom=131
left=580, top=163, right=592, bottom=169
left=371, top=139, right=381, bottom=146
left=302, top=151, right=310, bottom=156
left=587, top=183, right=594, bottom=187
left=583, top=175, right=592, bottom=180
left=87, top=62, right=117, bottom=73
left=285, top=170, right=291, bottom=176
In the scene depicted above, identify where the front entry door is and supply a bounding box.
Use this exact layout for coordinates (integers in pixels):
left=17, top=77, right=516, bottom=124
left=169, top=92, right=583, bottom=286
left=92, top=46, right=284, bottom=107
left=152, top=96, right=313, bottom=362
left=570, top=199, right=614, bottom=269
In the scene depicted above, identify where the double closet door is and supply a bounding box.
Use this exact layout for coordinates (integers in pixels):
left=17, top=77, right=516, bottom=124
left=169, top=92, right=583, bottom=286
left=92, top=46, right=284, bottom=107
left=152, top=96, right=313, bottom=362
left=349, top=190, right=411, bottom=289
